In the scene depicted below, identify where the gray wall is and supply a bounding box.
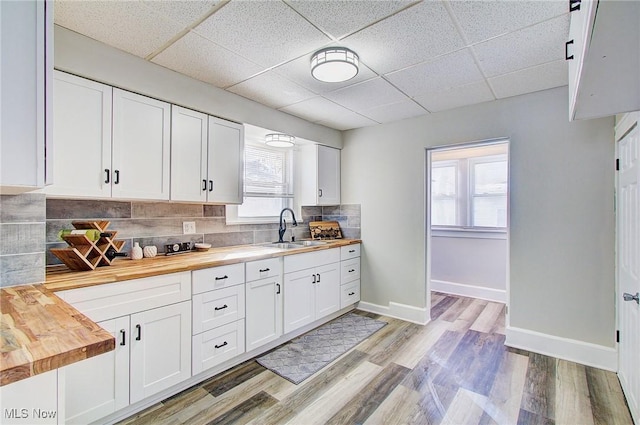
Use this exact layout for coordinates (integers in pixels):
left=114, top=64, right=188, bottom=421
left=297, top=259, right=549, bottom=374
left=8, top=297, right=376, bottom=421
left=341, top=86, right=616, bottom=348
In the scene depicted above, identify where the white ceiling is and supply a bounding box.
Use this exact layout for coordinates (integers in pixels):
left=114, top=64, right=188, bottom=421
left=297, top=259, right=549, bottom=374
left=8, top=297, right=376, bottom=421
left=54, top=0, right=570, bottom=131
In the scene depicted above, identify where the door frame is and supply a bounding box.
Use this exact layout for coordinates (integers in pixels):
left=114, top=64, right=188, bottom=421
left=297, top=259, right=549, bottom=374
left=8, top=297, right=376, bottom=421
left=424, top=138, right=511, bottom=326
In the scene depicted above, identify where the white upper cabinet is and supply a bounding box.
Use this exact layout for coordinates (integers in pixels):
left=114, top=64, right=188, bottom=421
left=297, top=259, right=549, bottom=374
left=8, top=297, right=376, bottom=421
left=112, top=89, right=171, bottom=200
left=0, top=0, right=52, bottom=194
left=46, top=71, right=112, bottom=198
left=296, top=144, right=341, bottom=207
left=170, top=108, right=243, bottom=204
left=207, top=116, right=244, bottom=204
left=170, top=106, right=208, bottom=202
left=567, top=0, right=640, bottom=120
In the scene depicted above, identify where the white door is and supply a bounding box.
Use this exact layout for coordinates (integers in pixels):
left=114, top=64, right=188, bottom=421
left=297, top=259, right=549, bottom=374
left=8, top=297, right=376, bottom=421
left=170, top=105, right=208, bottom=202
left=618, top=123, right=640, bottom=425
left=47, top=71, right=112, bottom=197
left=207, top=116, right=244, bottom=204
left=59, top=316, right=130, bottom=424
left=317, top=145, right=341, bottom=205
left=129, top=301, right=191, bottom=403
left=315, top=262, right=341, bottom=318
left=245, top=277, right=282, bottom=352
left=112, top=88, right=171, bottom=200
left=283, top=269, right=315, bottom=334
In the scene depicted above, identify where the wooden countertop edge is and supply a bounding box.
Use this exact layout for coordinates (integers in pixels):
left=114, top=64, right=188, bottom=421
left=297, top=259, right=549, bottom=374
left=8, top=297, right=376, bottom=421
left=0, top=285, right=116, bottom=387
left=44, top=239, right=362, bottom=292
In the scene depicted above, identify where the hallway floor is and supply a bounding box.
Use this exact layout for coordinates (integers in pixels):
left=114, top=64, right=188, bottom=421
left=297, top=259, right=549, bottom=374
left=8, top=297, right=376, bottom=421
left=119, top=293, right=633, bottom=425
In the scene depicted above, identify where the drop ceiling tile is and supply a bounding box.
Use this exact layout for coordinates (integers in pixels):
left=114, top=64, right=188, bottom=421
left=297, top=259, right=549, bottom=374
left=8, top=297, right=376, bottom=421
left=141, top=0, right=219, bottom=29
left=414, top=81, right=495, bottom=113
left=54, top=0, right=185, bottom=58
left=193, top=1, right=330, bottom=68
left=472, top=14, right=569, bottom=77
left=279, top=96, right=375, bottom=129
left=342, top=1, right=464, bottom=74
left=152, top=32, right=264, bottom=88
left=323, top=78, right=408, bottom=112
left=274, top=54, right=378, bottom=95
left=489, top=59, right=568, bottom=99
left=385, top=49, right=484, bottom=97
left=359, top=99, right=428, bottom=123
left=316, top=115, right=379, bottom=131
left=227, top=71, right=316, bottom=109
left=449, top=0, right=567, bottom=44
left=287, top=0, right=414, bottom=39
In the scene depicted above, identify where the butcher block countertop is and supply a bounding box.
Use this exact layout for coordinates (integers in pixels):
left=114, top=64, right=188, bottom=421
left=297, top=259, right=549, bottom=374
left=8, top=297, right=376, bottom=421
left=44, top=239, right=361, bottom=292
left=0, top=285, right=115, bottom=386
left=1, top=239, right=360, bottom=386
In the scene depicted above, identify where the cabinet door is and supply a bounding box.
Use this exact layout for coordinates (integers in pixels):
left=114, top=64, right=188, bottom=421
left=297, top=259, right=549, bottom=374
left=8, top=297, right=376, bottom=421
left=59, top=316, right=129, bottom=425
left=129, top=301, right=191, bottom=403
left=170, top=106, right=208, bottom=202
left=246, top=276, right=282, bottom=352
left=317, top=145, right=340, bottom=205
left=47, top=71, right=112, bottom=198
left=0, top=370, right=57, bottom=425
left=283, top=269, right=315, bottom=334
left=207, top=116, right=244, bottom=204
left=315, top=262, right=341, bottom=319
left=112, top=89, right=170, bottom=200
left=0, top=0, right=51, bottom=192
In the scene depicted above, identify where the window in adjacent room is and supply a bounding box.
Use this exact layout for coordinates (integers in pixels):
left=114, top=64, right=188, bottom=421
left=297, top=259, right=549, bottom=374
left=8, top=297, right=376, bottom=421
left=430, top=141, right=508, bottom=230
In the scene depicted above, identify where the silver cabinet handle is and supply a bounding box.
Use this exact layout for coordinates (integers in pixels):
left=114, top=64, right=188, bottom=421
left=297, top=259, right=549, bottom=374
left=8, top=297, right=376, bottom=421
left=623, top=292, right=639, bottom=304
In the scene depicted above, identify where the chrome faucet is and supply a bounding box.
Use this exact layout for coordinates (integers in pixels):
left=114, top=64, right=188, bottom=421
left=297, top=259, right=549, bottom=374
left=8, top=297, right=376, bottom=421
left=278, top=208, right=298, bottom=243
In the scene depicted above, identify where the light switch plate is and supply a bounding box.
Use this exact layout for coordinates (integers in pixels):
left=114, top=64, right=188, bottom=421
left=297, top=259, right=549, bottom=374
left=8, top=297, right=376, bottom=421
left=183, top=221, right=196, bottom=234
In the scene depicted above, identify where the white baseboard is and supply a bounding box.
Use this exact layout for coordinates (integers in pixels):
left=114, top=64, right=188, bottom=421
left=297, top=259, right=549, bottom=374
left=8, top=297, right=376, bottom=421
left=431, top=279, right=507, bottom=303
left=506, top=326, right=618, bottom=371
left=357, top=301, right=429, bottom=325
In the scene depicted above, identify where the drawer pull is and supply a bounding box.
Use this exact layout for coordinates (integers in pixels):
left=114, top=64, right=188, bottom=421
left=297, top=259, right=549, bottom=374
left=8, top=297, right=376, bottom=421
left=569, top=0, right=581, bottom=12
left=276, top=283, right=281, bottom=294
left=312, top=274, right=316, bottom=284
left=215, top=275, right=228, bottom=281
left=202, top=179, right=207, bottom=191
left=215, top=341, right=228, bottom=349
left=348, top=269, right=355, bottom=273
left=565, top=40, right=574, bottom=60
left=348, top=249, right=355, bottom=253
left=348, top=292, right=356, bottom=296
left=214, top=304, right=228, bottom=311
left=317, top=273, right=321, bottom=283
left=135, top=324, right=141, bottom=341
left=259, top=268, right=270, bottom=272
left=120, top=329, right=126, bottom=346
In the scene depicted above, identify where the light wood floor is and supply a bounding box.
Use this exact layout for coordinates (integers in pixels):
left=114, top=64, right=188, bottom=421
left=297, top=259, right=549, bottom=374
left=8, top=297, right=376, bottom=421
left=119, top=293, right=634, bottom=425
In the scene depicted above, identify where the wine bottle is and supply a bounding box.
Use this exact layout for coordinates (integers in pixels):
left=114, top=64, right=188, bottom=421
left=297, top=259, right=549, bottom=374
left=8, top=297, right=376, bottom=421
left=105, top=247, right=128, bottom=261
left=58, top=229, right=100, bottom=241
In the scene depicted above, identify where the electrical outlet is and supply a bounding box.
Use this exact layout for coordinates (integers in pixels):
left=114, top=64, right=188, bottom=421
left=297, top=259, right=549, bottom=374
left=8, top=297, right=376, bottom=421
left=183, top=221, right=196, bottom=234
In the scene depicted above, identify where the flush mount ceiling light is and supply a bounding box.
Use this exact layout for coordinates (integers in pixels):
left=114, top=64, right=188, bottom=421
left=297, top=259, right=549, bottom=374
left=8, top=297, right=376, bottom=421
left=265, top=133, right=295, bottom=148
left=310, top=47, right=359, bottom=83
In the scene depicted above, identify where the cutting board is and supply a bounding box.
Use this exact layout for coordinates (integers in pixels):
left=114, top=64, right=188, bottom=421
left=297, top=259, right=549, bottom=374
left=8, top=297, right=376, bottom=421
left=309, top=221, right=342, bottom=240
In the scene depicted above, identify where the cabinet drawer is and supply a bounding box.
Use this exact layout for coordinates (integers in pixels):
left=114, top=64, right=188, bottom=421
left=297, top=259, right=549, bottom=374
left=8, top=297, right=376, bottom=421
left=341, top=258, right=360, bottom=284
left=57, top=272, right=191, bottom=322
left=192, top=263, right=244, bottom=295
left=193, top=285, right=245, bottom=334
left=284, top=248, right=340, bottom=273
left=340, top=280, right=360, bottom=309
left=192, top=319, right=245, bottom=375
left=340, top=244, right=360, bottom=261
left=246, top=257, right=281, bottom=282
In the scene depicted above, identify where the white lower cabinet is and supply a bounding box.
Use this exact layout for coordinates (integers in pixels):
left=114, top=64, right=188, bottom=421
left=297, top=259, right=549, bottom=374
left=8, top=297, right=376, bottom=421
left=283, top=249, right=341, bottom=334
left=340, top=244, right=361, bottom=308
left=0, top=370, right=58, bottom=425
left=245, top=258, right=283, bottom=352
left=192, top=264, right=246, bottom=375
left=56, top=272, right=192, bottom=424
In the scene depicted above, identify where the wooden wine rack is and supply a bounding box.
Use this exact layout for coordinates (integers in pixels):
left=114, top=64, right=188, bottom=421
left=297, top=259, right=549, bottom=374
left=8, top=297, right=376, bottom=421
left=50, top=221, right=126, bottom=271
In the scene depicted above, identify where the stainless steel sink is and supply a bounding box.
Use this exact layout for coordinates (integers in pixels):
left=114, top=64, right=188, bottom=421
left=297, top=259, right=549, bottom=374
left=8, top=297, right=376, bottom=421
left=261, top=242, right=301, bottom=250
left=293, top=240, right=329, bottom=247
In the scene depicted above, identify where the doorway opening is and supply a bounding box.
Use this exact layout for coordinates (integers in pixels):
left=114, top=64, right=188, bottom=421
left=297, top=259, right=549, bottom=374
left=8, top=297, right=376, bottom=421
left=425, top=139, right=510, bottom=325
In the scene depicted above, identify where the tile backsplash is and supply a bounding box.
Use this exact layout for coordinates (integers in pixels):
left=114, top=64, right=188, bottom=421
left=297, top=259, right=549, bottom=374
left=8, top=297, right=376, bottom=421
left=46, top=200, right=361, bottom=266
left=0, top=193, right=46, bottom=287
